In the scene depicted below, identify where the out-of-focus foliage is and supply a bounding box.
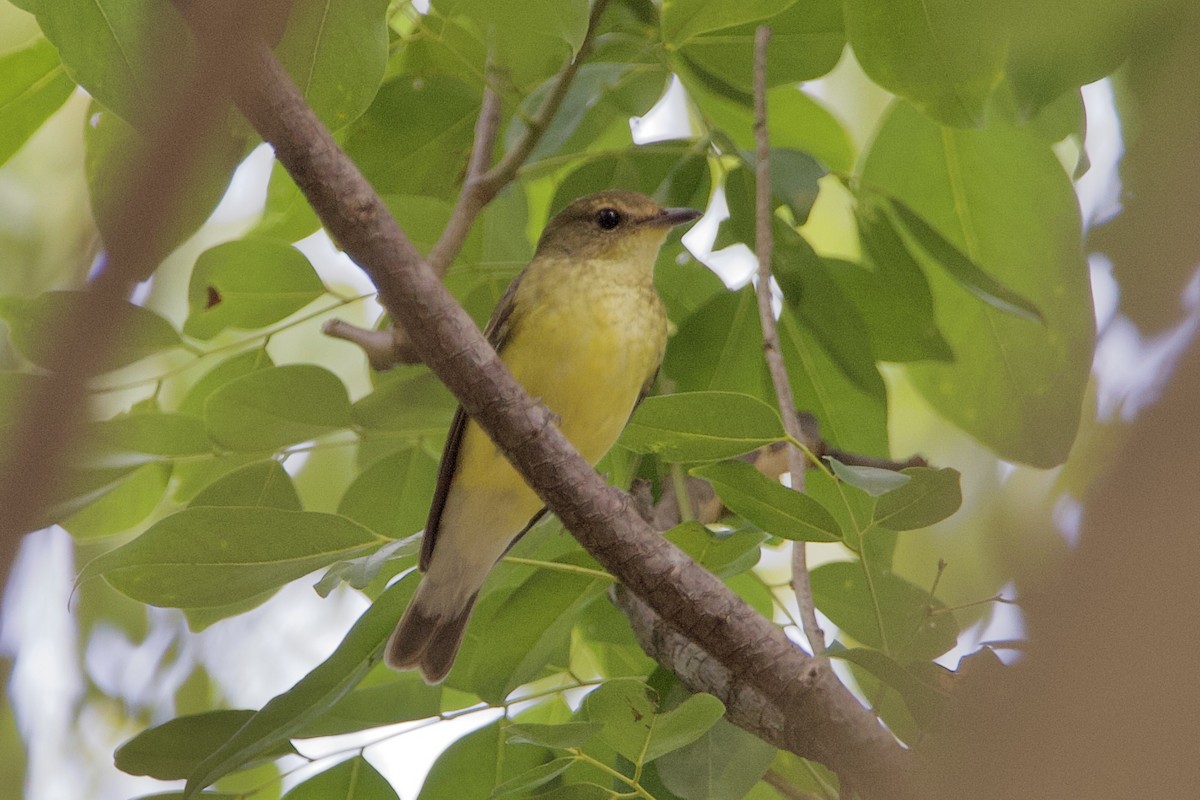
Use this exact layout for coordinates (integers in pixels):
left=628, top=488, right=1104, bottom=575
left=0, top=0, right=1187, bottom=797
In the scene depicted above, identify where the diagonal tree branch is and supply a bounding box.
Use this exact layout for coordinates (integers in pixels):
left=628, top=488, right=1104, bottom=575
left=176, top=9, right=920, bottom=799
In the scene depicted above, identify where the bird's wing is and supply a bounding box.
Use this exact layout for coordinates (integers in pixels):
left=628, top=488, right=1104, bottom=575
left=419, top=273, right=526, bottom=572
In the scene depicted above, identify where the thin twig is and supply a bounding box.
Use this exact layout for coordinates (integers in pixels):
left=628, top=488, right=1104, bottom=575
left=752, top=25, right=826, bottom=657
left=333, top=0, right=614, bottom=368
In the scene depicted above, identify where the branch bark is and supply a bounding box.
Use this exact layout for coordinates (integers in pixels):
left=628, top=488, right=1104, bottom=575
left=175, top=9, right=920, bottom=798
left=751, top=25, right=826, bottom=657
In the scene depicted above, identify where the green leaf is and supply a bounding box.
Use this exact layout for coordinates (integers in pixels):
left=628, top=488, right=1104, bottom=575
left=350, top=362, right=456, bottom=434
left=490, top=757, right=576, bottom=799
left=417, top=720, right=552, bottom=800
left=188, top=460, right=301, bottom=510
left=583, top=680, right=725, bottom=764
left=24, top=0, right=191, bottom=123
left=848, top=200, right=954, bottom=363
left=314, top=536, right=420, bottom=598
left=809, top=561, right=959, bottom=662
left=85, top=101, right=247, bottom=271
left=185, top=576, right=417, bottom=796
left=431, top=0, right=590, bottom=88
left=0, top=291, right=180, bottom=372
left=0, top=37, right=74, bottom=167
left=338, top=446, right=439, bottom=538
left=768, top=148, right=827, bottom=225
left=872, top=467, right=962, bottom=531
left=842, top=0, right=1005, bottom=127
left=254, top=160, right=321, bottom=242
left=862, top=102, right=1094, bottom=467
left=1003, top=0, right=1146, bottom=117
left=777, top=309, right=889, bottom=458
left=77, top=507, right=384, bottom=609
left=828, top=646, right=949, bottom=726
left=827, top=457, right=910, bottom=497
left=116, top=710, right=294, bottom=780
left=506, top=722, right=603, bottom=750
left=549, top=147, right=712, bottom=216
left=462, top=557, right=611, bottom=702
left=655, top=717, right=776, bottom=800
left=664, top=0, right=844, bottom=94
left=299, top=667, right=446, bottom=738
left=620, top=392, right=785, bottom=462
left=691, top=460, right=841, bottom=542
left=883, top=197, right=1043, bottom=323
left=343, top=74, right=479, bottom=200
left=512, top=63, right=669, bottom=164
left=664, top=522, right=766, bottom=578
left=60, top=461, right=169, bottom=539
left=178, top=349, right=274, bottom=418
left=183, top=239, right=326, bottom=339
left=280, top=756, right=399, bottom=800
left=86, top=411, right=212, bottom=465
left=691, top=83, right=855, bottom=173
left=204, top=364, right=353, bottom=452
left=273, top=0, right=389, bottom=132
left=663, top=287, right=772, bottom=404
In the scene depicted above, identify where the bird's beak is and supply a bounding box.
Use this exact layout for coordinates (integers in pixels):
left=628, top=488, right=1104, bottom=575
left=648, top=207, right=702, bottom=228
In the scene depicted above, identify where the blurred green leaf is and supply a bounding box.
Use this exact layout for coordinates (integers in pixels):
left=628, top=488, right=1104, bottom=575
left=60, top=461, right=169, bottom=539
left=116, top=710, right=294, bottom=780
left=78, top=507, right=385, bottom=608
left=85, top=101, right=247, bottom=271
left=352, top=368, right=456, bottom=435
left=188, top=460, right=301, bottom=510
left=281, top=756, right=399, bottom=800
left=314, top=535, right=420, bottom=598
left=621, top=391, right=785, bottom=462
left=184, top=239, right=326, bottom=339
left=862, top=102, right=1094, bottom=467
left=842, top=0, right=1004, bottom=127
left=86, top=411, right=211, bottom=466
left=0, top=37, right=74, bottom=167
left=691, top=460, right=842, bottom=542
left=178, top=349, right=274, bottom=418
left=549, top=147, right=711, bottom=215
left=872, top=467, right=962, bottom=531
left=185, top=576, right=417, bottom=796
left=204, top=364, right=353, bottom=452
left=0, top=291, right=180, bottom=372
left=810, top=561, right=959, bottom=662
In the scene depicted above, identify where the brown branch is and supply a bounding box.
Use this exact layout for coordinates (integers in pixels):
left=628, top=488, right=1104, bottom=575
left=175, top=12, right=919, bottom=799
left=328, top=0, right=613, bottom=368
left=752, top=25, right=825, bottom=657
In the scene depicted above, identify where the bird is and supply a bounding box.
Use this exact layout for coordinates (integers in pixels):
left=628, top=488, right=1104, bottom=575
left=385, top=190, right=701, bottom=683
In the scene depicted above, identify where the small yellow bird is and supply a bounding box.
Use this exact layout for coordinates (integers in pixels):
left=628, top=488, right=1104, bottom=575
left=386, top=190, right=701, bottom=683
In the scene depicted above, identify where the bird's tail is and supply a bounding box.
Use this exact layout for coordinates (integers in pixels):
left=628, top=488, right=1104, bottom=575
left=385, top=582, right=479, bottom=684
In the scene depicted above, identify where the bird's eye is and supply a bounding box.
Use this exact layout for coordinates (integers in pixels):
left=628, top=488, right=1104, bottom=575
left=596, top=207, right=622, bottom=230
